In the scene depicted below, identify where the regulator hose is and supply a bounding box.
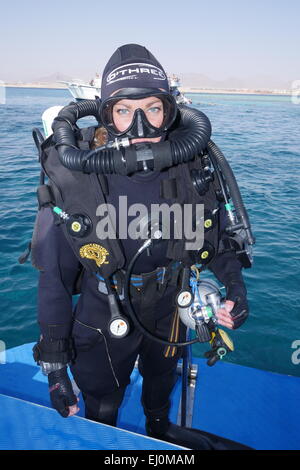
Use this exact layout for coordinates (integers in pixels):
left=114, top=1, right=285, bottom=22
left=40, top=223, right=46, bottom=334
left=52, top=100, right=212, bottom=175
left=207, top=141, right=255, bottom=246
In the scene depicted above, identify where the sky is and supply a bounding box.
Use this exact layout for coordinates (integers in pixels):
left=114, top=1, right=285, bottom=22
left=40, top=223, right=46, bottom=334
left=1, top=0, right=300, bottom=85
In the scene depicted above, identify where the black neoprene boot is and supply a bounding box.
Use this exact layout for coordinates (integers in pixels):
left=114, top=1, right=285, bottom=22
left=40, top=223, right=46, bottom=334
left=146, top=414, right=212, bottom=450
left=145, top=407, right=253, bottom=450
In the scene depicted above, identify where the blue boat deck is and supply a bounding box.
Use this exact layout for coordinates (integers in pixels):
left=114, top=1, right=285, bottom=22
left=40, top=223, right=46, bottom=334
left=0, top=343, right=299, bottom=450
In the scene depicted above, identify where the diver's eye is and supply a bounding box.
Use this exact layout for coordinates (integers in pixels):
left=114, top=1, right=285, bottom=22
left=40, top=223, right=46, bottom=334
left=147, top=106, right=162, bottom=114
left=115, top=107, right=130, bottom=115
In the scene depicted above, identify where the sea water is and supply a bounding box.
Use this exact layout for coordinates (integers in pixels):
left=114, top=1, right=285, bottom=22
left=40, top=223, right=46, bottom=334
left=0, top=87, right=299, bottom=377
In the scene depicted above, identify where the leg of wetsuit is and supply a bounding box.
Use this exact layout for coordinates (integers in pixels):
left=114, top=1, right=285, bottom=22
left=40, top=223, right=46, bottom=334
left=137, top=285, right=183, bottom=405
left=83, top=387, right=126, bottom=426
left=138, top=286, right=185, bottom=426
left=70, top=286, right=143, bottom=425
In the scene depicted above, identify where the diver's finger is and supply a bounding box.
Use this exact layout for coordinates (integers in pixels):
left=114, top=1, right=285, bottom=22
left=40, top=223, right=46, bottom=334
left=68, top=405, right=80, bottom=417
left=224, top=300, right=235, bottom=313
left=216, top=311, right=234, bottom=328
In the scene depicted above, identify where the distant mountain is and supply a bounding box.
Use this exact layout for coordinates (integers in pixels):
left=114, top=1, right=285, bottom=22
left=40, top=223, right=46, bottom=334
left=29, top=72, right=74, bottom=83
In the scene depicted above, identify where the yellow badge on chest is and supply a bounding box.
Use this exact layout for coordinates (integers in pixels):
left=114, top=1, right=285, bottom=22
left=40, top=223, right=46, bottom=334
left=79, top=243, right=109, bottom=267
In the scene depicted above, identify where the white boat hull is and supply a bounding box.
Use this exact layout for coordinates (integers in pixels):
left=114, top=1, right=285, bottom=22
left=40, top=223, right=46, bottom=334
left=67, top=83, right=101, bottom=100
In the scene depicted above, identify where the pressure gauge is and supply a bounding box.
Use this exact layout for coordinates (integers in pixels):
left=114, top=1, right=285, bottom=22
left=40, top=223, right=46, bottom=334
left=108, top=317, right=129, bottom=338
left=176, top=290, right=193, bottom=308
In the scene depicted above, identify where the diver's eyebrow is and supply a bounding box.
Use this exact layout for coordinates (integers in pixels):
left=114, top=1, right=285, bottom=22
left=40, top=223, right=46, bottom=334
left=114, top=102, right=131, bottom=108
left=145, top=99, right=162, bottom=107
left=114, top=100, right=162, bottom=109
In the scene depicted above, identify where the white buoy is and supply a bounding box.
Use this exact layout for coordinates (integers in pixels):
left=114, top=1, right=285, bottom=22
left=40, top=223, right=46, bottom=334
left=42, top=105, right=64, bottom=138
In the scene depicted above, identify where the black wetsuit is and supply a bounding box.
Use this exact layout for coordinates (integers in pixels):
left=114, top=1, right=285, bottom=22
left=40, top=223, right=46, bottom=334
left=35, top=169, right=242, bottom=424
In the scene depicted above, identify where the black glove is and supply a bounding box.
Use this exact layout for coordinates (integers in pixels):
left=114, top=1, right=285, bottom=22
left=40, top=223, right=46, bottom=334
left=225, top=273, right=249, bottom=330
left=228, top=296, right=249, bottom=329
left=48, top=366, right=77, bottom=417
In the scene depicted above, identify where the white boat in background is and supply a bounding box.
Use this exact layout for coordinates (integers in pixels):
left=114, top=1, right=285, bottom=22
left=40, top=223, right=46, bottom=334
left=60, top=75, right=101, bottom=100
left=62, top=74, right=192, bottom=105
left=169, top=75, right=192, bottom=105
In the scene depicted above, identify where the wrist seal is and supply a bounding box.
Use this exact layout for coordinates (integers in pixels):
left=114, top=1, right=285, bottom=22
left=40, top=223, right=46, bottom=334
left=223, top=272, right=247, bottom=302
left=33, top=338, right=74, bottom=364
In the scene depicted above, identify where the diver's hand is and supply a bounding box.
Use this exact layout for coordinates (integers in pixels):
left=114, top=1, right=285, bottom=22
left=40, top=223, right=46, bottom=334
left=216, top=300, right=235, bottom=329
left=48, top=366, right=79, bottom=418
left=216, top=274, right=249, bottom=329
left=216, top=297, right=249, bottom=330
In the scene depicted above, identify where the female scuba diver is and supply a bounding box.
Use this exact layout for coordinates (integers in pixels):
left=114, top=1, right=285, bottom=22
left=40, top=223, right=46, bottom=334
left=31, top=44, right=252, bottom=450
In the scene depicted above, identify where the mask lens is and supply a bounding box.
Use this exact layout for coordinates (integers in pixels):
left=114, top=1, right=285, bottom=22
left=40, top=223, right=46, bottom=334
left=100, top=91, right=177, bottom=137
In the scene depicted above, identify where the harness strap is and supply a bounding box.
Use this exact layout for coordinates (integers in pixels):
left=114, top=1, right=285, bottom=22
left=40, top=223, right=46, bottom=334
left=96, top=261, right=181, bottom=294
left=139, top=274, right=161, bottom=332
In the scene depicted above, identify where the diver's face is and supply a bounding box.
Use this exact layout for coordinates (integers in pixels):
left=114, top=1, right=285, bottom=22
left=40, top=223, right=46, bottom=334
left=112, top=96, right=164, bottom=144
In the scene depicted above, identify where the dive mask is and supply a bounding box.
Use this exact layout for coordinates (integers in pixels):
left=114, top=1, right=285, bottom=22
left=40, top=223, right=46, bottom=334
left=99, top=88, right=178, bottom=139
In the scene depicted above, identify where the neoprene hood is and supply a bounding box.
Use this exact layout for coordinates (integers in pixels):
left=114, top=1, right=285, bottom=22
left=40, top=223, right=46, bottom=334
left=101, top=44, right=170, bottom=100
